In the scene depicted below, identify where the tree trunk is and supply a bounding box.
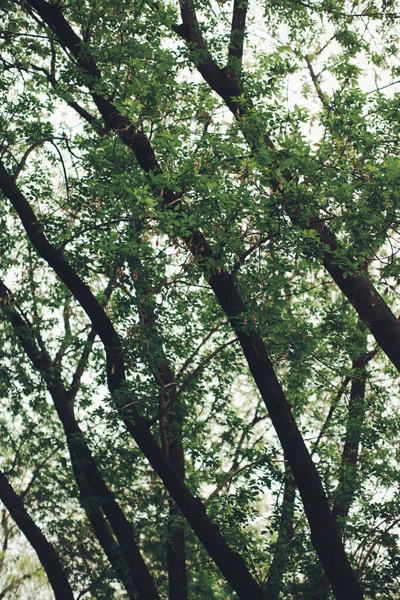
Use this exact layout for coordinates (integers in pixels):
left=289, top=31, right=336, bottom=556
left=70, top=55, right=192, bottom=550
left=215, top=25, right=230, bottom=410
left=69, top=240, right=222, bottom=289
left=0, top=469, right=74, bottom=600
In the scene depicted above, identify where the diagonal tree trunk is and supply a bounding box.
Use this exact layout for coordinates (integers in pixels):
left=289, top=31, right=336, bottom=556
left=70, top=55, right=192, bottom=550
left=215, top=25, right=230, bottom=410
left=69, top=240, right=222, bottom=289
left=332, top=325, right=368, bottom=538
left=306, top=323, right=369, bottom=600
left=173, top=0, right=400, bottom=374
left=0, top=468, right=74, bottom=600
left=0, top=278, right=161, bottom=600
left=0, top=123, right=362, bottom=600
left=0, top=159, right=264, bottom=600
left=4, top=3, right=365, bottom=595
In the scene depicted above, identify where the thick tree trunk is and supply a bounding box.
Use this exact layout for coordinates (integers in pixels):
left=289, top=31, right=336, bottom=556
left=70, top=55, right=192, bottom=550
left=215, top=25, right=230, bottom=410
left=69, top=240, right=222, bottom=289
left=207, top=268, right=363, bottom=600
left=173, top=3, right=400, bottom=375
left=59, top=407, right=160, bottom=600
left=0, top=160, right=264, bottom=600
left=1, top=9, right=363, bottom=591
left=312, top=221, right=400, bottom=372
left=4, top=4, right=365, bottom=596
left=307, top=331, right=368, bottom=600
left=0, top=279, right=160, bottom=600
left=0, top=469, right=74, bottom=600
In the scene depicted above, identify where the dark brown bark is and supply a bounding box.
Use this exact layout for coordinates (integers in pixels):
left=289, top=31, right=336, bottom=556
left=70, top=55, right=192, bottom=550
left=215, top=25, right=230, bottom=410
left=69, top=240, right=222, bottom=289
left=0, top=469, right=74, bottom=600
left=1, top=136, right=360, bottom=598
left=175, top=1, right=261, bottom=130
left=173, top=3, right=400, bottom=375
left=55, top=395, right=161, bottom=600
left=166, top=495, right=187, bottom=600
left=307, top=330, right=369, bottom=600
left=264, top=459, right=296, bottom=600
left=206, top=268, right=362, bottom=600
left=311, top=220, right=400, bottom=372
left=228, top=0, right=249, bottom=72
left=8, top=3, right=364, bottom=596
left=0, top=160, right=264, bottom=600
left=159, top=402, right=188, bottom=600
left=74, top=500, right=139, bottom=600
left=0, top=279, right=160, bottom=600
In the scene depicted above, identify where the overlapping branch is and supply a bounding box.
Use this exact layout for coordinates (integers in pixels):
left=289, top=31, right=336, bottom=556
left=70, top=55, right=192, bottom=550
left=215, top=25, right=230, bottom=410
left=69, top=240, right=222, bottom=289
left=8, top=2, right=365, bottom=597
left=0, top=278, right=161, bottom=600
left=173, top=0, right=400, bottom=374
left=0, top=158, right=264, bottom=600
left=0, top=468, right=74, bottom=600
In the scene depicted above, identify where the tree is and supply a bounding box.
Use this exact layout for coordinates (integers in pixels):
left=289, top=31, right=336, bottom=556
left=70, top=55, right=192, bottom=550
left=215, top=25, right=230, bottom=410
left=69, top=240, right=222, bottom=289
left=0, top=0, right=399, bottom=598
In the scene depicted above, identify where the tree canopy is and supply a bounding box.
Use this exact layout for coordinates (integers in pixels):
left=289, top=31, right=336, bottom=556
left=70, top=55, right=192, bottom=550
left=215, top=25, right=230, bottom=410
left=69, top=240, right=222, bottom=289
left=0, top=0, right=399, bottom=598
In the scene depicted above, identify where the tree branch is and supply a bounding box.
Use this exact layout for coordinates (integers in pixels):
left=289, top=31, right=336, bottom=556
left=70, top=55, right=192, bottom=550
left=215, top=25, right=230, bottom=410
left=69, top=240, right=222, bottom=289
left=204, top=459, right=263, bottom=507
left=305, top=54, right=328, bottom=106
left=312, top=376, right=351, bottom=454
left=227, top=0, right=249, bottom=75
left=12, top=5, right=364, bottom=595
left=332, top=325, right=369, bottom=538
left=264, top=459, right=296, bottom=599
left=0, top=277, right=161, bottom=600
left=176, top=338, right=238, bottom=398
left=174, top=0, right=400, bottom=375
left=0, top=156, right=264, bottom=600
left=30, top=63, right=106, bottom=134
left=175, top=0, right=251, bottom=117
left=0, top=468, right=74, bottom=600
left=176, top=320, right=228, bottom=379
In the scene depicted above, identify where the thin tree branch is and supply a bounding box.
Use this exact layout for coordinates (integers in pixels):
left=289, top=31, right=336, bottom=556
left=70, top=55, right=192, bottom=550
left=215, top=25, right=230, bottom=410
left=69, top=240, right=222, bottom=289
left=311, top=376, right=351, bottom=454
left=231, top=235, right=271, bottom=278
left=30, top=63, right=105, bottom=133
left=0, top=509, right=9, bottom=572
left=305, top=54, right=328, bottom=106
left=176, top=338, right=238, bottom=398
left=20, top=444, right=62, bottom=502
left=204, top=459, right=263, bottom=506
left=176, top=320, right=228, bottom=379
left=358, top=517, right=400, bottom=577
left=0, top=572, right=34, bottom=600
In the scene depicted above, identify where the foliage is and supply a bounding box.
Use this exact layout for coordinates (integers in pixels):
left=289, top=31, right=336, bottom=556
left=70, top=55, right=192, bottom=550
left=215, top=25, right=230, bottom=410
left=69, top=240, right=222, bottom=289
left=0, top=0, right=399, bottom=598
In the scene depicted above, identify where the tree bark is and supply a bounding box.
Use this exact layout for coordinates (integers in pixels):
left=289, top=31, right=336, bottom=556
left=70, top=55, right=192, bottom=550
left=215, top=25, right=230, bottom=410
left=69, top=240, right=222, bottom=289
left=173, top=2, right=400, bottom=374
left=5, top=3, right=366, bottom=596
left=307, top=326, right=369, bottom=600
left=206, top=268, right=363, bottom=600
left=130, top=253, right=188, bottom=600
left=2, top=2, right=365, bottom=592
left=0, top=160, right=264, bottom=600
left=332, top=327, right=368, bottom=537
left=0, top=469, right=74, bottom=600
left=0, top=278, right=160, bottom=600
